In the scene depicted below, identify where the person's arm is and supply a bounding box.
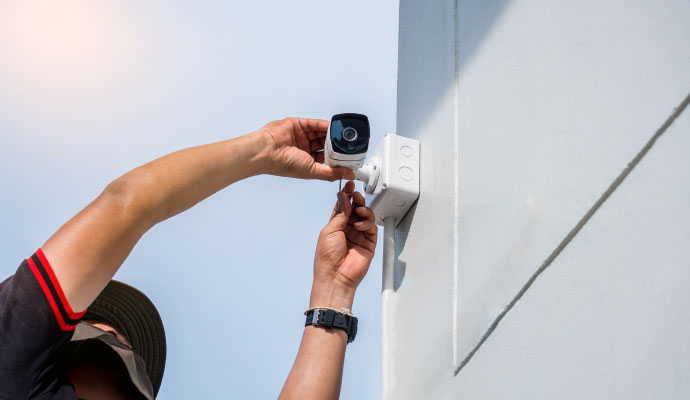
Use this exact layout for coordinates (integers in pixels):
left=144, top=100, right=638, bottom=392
left=42, top=118, right=354, bottom=313
left=280, top=181, right=378, bottom=400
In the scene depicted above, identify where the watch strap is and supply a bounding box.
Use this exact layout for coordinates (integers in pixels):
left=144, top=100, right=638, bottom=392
left=305, top=308, right=358, bottom=343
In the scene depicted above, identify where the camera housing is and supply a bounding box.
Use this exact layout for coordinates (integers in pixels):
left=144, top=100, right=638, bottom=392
left=324, top=113, right=370, bottom=170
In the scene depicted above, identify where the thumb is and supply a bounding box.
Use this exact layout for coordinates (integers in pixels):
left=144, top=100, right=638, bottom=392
left=321, top=191, right=352, bottom=236
left=310, top=163, right=356, bottom=181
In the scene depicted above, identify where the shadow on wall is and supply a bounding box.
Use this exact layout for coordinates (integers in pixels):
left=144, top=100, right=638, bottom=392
left=396, top=0, right=512, bottom=141
left=393, top=201, right=417, bottom=291
left=393, top=0, right=512, bottom=290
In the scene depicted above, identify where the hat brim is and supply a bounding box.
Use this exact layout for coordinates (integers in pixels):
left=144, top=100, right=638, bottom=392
left=82, top=280, right=166, bottom=397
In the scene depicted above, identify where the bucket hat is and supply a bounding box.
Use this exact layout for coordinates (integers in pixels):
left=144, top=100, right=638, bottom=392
left=73, top=280, right=166, bottom=398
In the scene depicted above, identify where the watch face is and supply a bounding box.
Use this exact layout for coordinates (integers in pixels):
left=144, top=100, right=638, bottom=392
left=330, top=114, right=370, bottom=155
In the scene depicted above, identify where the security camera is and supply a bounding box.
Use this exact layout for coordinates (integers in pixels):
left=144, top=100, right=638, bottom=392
left=324, top=113, right=370, bottom=170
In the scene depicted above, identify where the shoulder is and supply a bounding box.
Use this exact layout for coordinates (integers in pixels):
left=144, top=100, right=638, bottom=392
left=0, top=252, right=82, bottom=400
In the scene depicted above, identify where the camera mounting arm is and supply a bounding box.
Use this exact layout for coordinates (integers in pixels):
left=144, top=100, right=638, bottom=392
left=353, top=157, right=380, bottom=190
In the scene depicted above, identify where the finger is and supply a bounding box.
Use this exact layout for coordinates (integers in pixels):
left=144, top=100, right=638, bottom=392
left=314, top=152, right=324, bottom=163
left=308, top=164, right=356, bottom=181
left=334, top=167, right=356, bottom=180
left=348, top=209, right=361, bottom=225
left=351, top=211, right=378, bottom=237
left=328, top=192, right=339, bottom=218
left=354, top=220, right=377, bottom=234
left=355, top=220, right=378, bottom=243
left=347, top=196, right=367, bottom=224
left=323, top=191, right=352, bottom=235
left=329, top=188, right=353, bottom=218
left=352, top=191, right=366, bottom=208
left=344, top=225, right=376, bottom=250
left=342, top=180, right=355, bottom=196
left=306, top=130, right=328, bottom=141
left=355, top=206, right=376, bottom=223
left=294, top=131, right=311, bottom=153
left=329, top=182, right=355, bottom=221
left=281, top=118, right=313, bottom=152
left=310, top=140, right=322, bottom=152
left=296, top=118, right=330, bottom=133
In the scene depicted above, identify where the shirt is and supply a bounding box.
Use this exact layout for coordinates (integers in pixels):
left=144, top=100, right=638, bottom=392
left=0, top=250, right=84, bottom=399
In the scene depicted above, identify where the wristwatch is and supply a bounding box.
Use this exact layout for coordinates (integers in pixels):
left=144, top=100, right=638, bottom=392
left=304, top=308, right=358, bottom=343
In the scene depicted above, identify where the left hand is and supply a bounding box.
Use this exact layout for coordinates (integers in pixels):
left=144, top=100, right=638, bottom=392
left=258, top=118, right=356, bottom=181
left=310, top=181, right=378, bottom=310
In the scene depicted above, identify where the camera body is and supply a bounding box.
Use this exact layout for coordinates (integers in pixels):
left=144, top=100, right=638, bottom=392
left=324, top=113, right=370, bottom=170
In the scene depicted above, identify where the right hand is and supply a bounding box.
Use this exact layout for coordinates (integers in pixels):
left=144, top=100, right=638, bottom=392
left=258, top=117, right=356, bottom=182
left=310, top=181, right=378, bottom=310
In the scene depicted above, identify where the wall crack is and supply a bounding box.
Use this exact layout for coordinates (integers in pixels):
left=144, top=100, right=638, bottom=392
left=454, top=91, right=690, bottom=376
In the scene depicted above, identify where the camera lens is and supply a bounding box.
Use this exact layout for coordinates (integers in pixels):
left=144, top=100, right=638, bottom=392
left=342, top=127, right=358, bottom=142
left=329, top=114, right=370, bottom=155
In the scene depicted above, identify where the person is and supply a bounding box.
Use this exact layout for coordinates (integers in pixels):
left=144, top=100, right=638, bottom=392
left=0, top=118, right=378, bottom=399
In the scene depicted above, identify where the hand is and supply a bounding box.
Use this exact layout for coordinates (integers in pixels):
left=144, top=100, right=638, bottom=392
left=258, top=118, right=356, bottom=181
left=310, top=181, right=378, bottom=310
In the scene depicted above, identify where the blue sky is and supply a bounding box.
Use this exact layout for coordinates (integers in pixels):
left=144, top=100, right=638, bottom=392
left=0, top=1, right=398, bottom=398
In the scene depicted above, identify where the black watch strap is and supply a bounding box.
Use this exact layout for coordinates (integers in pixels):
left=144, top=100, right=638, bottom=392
left=305, top=308, right=358, bottom=343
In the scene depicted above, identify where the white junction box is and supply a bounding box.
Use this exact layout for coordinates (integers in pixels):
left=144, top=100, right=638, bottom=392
left=364, top=134, right=420, bottom=226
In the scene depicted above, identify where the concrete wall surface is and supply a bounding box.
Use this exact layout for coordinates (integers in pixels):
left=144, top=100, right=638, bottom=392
left=389, top=0, right=690, bottom=398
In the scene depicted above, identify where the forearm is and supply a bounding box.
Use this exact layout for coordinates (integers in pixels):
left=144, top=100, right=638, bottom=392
left=39, top=117, right=341, bottom=313
left=279, top=285, right=356, bottom=400
left=280, top=327, right=348, bottom=400
left=42, top=130, right=271, bottom=311
left=113, top=130, right=271, bottom=227
left=280, top=182, right=376, bottom=399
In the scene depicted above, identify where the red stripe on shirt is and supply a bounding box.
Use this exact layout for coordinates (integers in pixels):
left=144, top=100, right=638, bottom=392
left=26, top=257, right=76, bottom=331
left=36, top=249, right=86, bottom=319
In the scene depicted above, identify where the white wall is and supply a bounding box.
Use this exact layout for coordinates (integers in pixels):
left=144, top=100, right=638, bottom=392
left=389, top=0, right=690, bottom=398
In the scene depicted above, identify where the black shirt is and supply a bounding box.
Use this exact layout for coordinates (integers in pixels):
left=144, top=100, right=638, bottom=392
left=0, top=250, right=84, bottom=399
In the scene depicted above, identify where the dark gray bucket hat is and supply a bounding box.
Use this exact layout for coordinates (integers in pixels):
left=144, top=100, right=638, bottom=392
left=71, top=280, right=166, bottom=399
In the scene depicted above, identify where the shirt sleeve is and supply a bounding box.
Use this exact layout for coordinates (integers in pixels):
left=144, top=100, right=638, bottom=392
left=0, top=249, right=85, bottom=399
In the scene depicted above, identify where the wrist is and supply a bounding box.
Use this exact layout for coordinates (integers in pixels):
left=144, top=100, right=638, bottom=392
left=239, top=130, right=274, bottom=176
left=309, top=281, right=356, bottom=311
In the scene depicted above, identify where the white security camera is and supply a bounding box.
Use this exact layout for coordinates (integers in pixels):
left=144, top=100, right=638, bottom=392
left=323, top=114, right=421, bottom=227
left=324, top=113, right=370, bottom=170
